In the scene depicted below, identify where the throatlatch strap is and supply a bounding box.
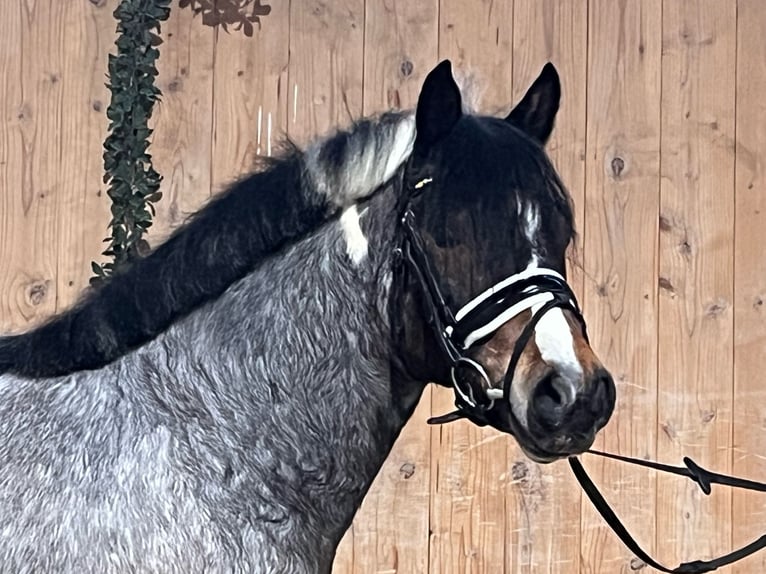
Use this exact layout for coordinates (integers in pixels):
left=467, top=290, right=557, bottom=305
left=570, top=455, right=766, bottom=573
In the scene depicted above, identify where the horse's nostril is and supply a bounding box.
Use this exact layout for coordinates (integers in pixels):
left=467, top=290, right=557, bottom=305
left=531, top=373, right=571, bottom=427
left=536, top=374, right=565, bottom=406
left=592, top=368, right=616, bottom=419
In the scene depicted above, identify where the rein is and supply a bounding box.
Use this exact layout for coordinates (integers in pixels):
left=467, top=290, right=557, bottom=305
left=397, top=200, right=766, bottom=573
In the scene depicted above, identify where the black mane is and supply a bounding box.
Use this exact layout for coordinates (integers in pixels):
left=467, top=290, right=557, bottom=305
left=0, top=111, right=416, bottom=379
left=0, top=149, right=322, bottom=378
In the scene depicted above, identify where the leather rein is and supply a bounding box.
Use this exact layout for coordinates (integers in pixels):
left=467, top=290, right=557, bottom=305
left=396, top=186, right=766, bottom=573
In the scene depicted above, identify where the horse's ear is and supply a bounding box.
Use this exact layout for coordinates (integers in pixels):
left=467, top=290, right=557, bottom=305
left=506, top=63, right=560, bottom=145
left=415, top=60, right=462, bottom=152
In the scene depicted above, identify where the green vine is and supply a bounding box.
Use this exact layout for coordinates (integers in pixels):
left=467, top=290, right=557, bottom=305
left=92, top=0, right=172, bottom=283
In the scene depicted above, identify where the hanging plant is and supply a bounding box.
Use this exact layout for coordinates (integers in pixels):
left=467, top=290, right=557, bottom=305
left=92, top=0, right=172, bottom=284
left=179, top=0, right=271, bottom=37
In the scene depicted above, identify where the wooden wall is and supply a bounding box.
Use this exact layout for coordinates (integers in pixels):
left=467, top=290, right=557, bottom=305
left=1, top=1, right=764, bottom=572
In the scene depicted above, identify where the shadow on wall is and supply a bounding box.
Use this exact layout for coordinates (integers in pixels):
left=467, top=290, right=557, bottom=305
left=178, top=0, right=271, bottom=36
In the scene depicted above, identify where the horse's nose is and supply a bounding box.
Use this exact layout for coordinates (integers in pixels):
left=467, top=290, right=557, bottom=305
left=529, top=368, right=615, bottom=433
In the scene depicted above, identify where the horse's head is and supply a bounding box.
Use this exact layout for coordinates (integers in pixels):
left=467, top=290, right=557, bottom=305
left=396, top=61, right=615, bottom=462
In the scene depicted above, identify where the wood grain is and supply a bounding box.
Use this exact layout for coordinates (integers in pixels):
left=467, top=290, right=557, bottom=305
left=149, top=5, right=215, bottom=240
left=0, top=0, right=68, bottom=331
left=54, top=0, right=114, bottom=310
left=733, top=1, right=766, bottom=572
left=0, top=1, right=30, bottom=331
left=211, top=1, right=289, bottom=191
left=288, top=0, right=364, bottom=146
left=362, top=0, right=438, bottom=115
left=510, top=2, right=588, bottom=572
left=657, top=0, right=736, bottom=566
left=581, top=1, right=662, bottom=571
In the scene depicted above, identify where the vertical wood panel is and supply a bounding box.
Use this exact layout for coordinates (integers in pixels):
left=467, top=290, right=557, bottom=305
left=581, top=1, right=662, bottom=571
left=149, top=7, right=215, bottom=240
left=338, top=2, right=439, bottom=573
left=211, top=3, right=289, bottom=191
left=288, top=0, right=364, bottom=146
left=428, top=2, right=514, bottom=572
left=0, top=2, right=29, bottom=331
left=511, top=2, right=588, bottom=572
left=55, top=0, right=114, bottom=309
left=657, top=0, right=736, bottom=564
left=362, top=0, right=437, bottom=114
left=439, top=0, right=513, bottom=111
left=0, top=0, right=67, bottom=331
left=733, top=1, right=766, bottom=571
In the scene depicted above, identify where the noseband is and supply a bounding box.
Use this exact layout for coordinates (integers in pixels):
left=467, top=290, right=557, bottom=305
left=396, top=183, right=766, bottom=572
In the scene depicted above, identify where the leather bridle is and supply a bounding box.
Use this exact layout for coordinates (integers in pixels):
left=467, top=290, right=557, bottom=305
left=396, top=180, right=766, bottom=573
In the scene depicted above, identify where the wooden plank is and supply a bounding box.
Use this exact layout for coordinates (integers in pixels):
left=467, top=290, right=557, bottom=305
left=580, top=1, right=662, bottom=571
left=54, top=0, right=114, bottom=309
left=288, top=0, right=364, bottom=146
left=0, top=1, right=27, bottom=331
left=509, top=2, right=587, bottom=572
left=656, top=0, right=736, bottom=565
left=428, top=1, right=514, bottom=572
left=733, top=1, right=766, bottom=572
left=211, top=2, right=289, bottom=191
left=340, top=3, right=439, bottom=573
left=148, top=5, right=215, bottom=240
left=362, top=0, right=438, bottom=114
left=0, top=0, right=68, bottom=332
left=438, top=0, right=513, bottom=111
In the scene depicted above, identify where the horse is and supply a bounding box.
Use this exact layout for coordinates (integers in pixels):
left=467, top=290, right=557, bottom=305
left=0, top=60, right=615, bottom=573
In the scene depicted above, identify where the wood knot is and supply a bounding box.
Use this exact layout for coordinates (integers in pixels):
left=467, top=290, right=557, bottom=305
left=16, top=103, right=31, bottom=121
left=167, top=78, right=182, bottom=92
left=91, top=100, right=103, bottom=112
left=630, top=557, right=647, bottom=570
left=399, top=462, right=415, bottom=479
left=511, top=461, right=528, bottom=481
left=661, top=421, right=677, bottom=441
left=753, top=295, right=764, bottom=310
left=88, top=0, right=107, bottom=6
left=610, top=156, right=625, bottom=178
left=27, top=281, right=49, bottom=306
left=704, top=298, right=728, bottom=318
left=400, top=59, right=414, bottom=78
left=658, top=277, right=675, bottom=295
left=700, top=409, right=716, bottom=423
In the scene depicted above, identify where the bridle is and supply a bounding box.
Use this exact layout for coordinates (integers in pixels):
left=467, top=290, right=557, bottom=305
left=396, top=178, right=766, bottom=573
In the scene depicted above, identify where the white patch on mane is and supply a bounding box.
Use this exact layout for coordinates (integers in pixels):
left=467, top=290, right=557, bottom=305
left=306, top=113, right=416, bottom=208
left=340, top=205, right=368, bottom=265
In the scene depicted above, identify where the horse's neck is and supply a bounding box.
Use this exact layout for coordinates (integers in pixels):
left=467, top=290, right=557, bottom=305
left=126, top=186, right=424, bottom=558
